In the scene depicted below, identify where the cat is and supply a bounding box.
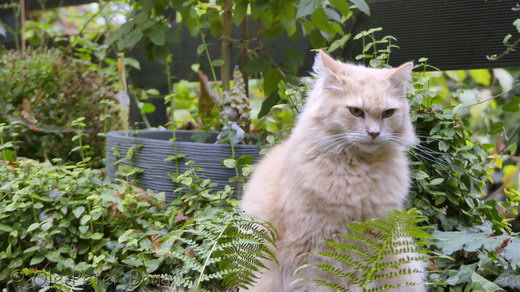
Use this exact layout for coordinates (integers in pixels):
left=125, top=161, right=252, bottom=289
left=240, top=51, right=425, bottom=292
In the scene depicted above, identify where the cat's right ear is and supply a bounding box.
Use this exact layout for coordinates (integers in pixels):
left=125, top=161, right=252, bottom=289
left=312, top=50, right=341, bottom=76
left=312, top=51, right=344, bottom=90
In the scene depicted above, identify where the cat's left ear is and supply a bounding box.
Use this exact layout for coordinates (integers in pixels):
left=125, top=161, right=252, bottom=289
left=387, top=62, right=413, bottom=86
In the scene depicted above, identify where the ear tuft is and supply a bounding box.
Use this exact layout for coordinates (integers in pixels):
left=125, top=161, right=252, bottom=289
left=312, top=51, right=325, bottom=77
left=312, top=50, right=342, bottom=77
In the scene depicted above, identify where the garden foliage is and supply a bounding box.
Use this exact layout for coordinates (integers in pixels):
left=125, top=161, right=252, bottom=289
left=0, top=155, right=276, bottom=291
left=0, top=48, right=119, bottom=165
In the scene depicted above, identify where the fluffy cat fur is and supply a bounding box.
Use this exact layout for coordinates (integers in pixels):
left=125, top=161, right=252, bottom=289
left=240, top=51, right=425, bottom=292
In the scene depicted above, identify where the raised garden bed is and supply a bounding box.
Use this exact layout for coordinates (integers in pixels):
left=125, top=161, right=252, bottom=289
left=106, top=129, right=259, bottom=202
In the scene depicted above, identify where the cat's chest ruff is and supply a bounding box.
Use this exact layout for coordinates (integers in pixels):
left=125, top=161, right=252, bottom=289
left=288, top=152, right=408, bottom=219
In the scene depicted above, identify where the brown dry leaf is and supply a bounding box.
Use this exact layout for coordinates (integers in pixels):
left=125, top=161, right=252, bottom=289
left=198, top=71, right=220, bottom=119
left=174, top=210, right=191, bottom=223
left=184, top=248, right=196, bottom=258
left=21, top=99, right=37, bottom=124
left=130, top=185, right=158, bottom=205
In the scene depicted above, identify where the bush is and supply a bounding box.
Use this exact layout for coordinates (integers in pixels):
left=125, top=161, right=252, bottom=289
left=0, top=158, right=275, bottom=291
left=0, top=48, right=119, bottom=165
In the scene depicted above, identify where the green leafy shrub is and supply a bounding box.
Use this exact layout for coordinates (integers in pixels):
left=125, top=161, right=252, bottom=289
left=0, top=48, right=119, bottom=165
left=406, top=83, right=493, bottom=231
left=0, top=158, right=275, bottom=291
left=404, top=57, right=519, bottom=291
left=295, top=209, right=432, bottom=292
left=430, top=227, right=520, bottom=291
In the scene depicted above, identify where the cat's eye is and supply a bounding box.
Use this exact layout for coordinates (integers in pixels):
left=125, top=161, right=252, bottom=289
left=382, top=109, right=396, bottom=119
left=349, top=107, right=365, bottom=118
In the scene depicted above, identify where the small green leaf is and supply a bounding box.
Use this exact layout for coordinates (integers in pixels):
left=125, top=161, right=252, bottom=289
left=126, top=144, right=144, bottom=160
left=430, top=178, right=444, bottom=185
left=412, top=170, right=429, bottom=180
left=489, top=121, right=504, bottom=135
left=90, top=233, right=104, bottom=240
left=251, top=0, right=270, bottom=17
left=259, top=92, right=280, bottom=118
left=80, top=215, right=91, bottom=225
left=502, top=97, right=520, bottom=112
left=223, top=158, right=236, bottom=168
left=283, top=47, right=304, bottom=75
left=197, top=43, right=208, bottom=55
left=79, top=226, right=89, bottom=234
left=513, top=19, right=520, bottom=33
left=327, top=33, right=351, bottom=53
left=495, top=271, right=520, bottom=289
left=122, top=258, right=142, bottom=267
left=296, top=0, right=321, bottom=18
left=146, top=259, right=162, bottom=273
left=469, top=69, right=491, bottom=86
left=164, top=153, right=187, bottom=161
left=41, top=222, right=52, bottom=231
left=146, top=89, right=160, bottom=95
left=23, top=246, right=40, bottom=254
left=233, top=0, right=248, bottom=25
left=330, top=0, right=350, bottom=16
left=119, top=30, right=143, bottom=50
left=0, top=224, right=13, bottom=233
left=73, top=206, right=85, bottom=219
left=141, top=102, right=156, bottom=114
left=504, top=238, right=520, bottom=269
left=245, top=56, right=272, bottom=73
left=236, top=155, right=254, bottom=166
left=503, top=34, right=512, bottom=45
left=148, top=26, right=166, bottom=46
left=30, top=256, right=45, bottom=266
left=0, top=149, right=15, bottom=162
left=469, top=272, right=505, bottom=292
left=349, top=0, right=370, bottom=16
left=211, top=59, right=224, bottom=67
left=27, top=223, right=40, bottom=232
left=119, top=229, right=134, bottom=243
left=263, top=69, right=283, bottom=96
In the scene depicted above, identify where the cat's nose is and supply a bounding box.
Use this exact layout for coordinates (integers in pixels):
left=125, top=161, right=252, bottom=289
left=368, top=131, right=380, bottom=139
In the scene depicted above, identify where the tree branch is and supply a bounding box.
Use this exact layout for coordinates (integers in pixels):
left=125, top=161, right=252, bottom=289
left=220, top=0, right=233, bottom=91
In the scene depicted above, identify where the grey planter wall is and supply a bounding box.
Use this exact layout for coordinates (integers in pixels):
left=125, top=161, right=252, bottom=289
left=106, top=130, right=259, bottom=203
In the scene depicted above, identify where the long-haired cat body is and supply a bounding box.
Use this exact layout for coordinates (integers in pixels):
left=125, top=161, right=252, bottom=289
left=240, top=51, right=425, bottom=292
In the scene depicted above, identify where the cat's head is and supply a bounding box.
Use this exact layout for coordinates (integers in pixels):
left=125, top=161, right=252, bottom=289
left=301, top=51, right=416, bottom=153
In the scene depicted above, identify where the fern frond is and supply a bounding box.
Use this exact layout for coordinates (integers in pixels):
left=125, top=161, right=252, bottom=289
left=291, top=278, right=350, bottom=292
left=159, top=208, right=277, bottom=290
left=315, top=250, right=366, bottom=271
left=365, top=281, right=423, bottom=292
left=372, top=268, right=425, bottom=281
left=297, top=209, right=432, bottom=291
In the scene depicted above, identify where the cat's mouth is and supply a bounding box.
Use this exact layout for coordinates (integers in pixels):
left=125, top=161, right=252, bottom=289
left=356, top=140, right=386, bottom=150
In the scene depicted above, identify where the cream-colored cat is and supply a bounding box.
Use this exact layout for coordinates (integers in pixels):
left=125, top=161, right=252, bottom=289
left=240, top=51, right=425, bottom=292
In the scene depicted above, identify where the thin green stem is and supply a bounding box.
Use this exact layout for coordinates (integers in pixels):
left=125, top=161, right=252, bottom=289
left=371, top=33, right=377, bottom=58
left=79, top=134, right=86, bottom=162
left=200, top=32, right=220, bottom=93
left=194, top=215, right=231, bottom=289
left=166, top=55, right=180, bottom=178
left=386, top=38, right=392, bottom=65
left=129, top=93, right=151, bottom=128
left=0, top=136, right=7, bottom=161
left=227, top=126, right=239, bottom=176
left=30, top=196, right=38, bottom=223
